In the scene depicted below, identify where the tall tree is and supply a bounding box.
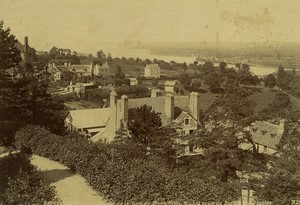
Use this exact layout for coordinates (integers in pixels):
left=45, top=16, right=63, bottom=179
left=128, top=105, right=162, bottom=145
left=264, top=74, right=277, bottom=88
left=0, top=21, right=67, bottom=145
left=0, top=20, right=21, bottom=69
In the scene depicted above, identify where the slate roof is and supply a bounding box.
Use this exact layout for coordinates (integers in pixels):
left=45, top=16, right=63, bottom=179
left=68, top=108, right=110, bottom=129
left=249, top=121, right=284, bottom=149
left=70, top=65, right=91, bottom=73
left=164, top=80, right=178, bottom=86
left=100, top=62, right=110, bottom=69
left=174, top=111, right=190, bottom=124
left=145, top=64, right=160, bottom=70
left=56, top=65, right=70, bottom=73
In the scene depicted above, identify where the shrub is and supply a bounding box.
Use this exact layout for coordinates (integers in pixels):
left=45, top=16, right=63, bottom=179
left=15, top=125, right=239, bottom=203
left=0, top=153, right=59, bottom=204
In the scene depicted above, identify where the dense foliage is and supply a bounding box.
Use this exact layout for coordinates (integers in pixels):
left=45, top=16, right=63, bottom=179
left=15, top=125, right=239, bottom=203
left=0, top=21, right=68, bottom=145
left=0, top=153, right=59, bottom=204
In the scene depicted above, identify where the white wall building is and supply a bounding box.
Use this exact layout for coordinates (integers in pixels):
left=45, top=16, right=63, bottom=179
left=144, top=64, right=160, bottom=78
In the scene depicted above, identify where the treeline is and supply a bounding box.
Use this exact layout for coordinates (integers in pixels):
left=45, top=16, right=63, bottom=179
left=15, top=125, right=239, bottom=204
left=0, top=153, right=59, bottom=204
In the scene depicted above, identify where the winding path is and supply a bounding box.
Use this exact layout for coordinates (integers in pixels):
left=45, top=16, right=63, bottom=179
left=30, top=155, right=112, bottom=205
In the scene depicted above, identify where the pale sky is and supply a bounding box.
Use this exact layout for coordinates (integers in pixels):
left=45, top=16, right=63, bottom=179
left=1, top=0, right=300, bottom=54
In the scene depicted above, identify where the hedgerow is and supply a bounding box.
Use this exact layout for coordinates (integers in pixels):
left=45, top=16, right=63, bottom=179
left=0, top=153, right=59, bottom=205
left=15, top=125, right=239, bottom=204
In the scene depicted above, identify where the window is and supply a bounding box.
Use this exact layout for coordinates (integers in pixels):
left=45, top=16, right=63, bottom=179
left=271, top=134, right=276, bottom=138
left=262, top=130, right=267, bottom=135
left=185, top=118, right=189, bottom=125
left=252, top=128, right=257, bottom=132
left=189, top=130, right=194, bottom=134
left=263, top=146, right=267, bottom=153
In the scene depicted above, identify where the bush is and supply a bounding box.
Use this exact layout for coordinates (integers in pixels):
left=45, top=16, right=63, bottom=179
left=15, top=125, right=239, bottom=203
left=0, top=153, right=59, bottom=204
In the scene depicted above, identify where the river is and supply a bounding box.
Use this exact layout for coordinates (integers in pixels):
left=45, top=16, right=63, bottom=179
left=109, top=47, right=277, bottom=76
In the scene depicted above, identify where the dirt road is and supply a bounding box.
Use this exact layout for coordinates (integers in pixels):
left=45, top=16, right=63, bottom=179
left=30, top=155, right=112, bottom=205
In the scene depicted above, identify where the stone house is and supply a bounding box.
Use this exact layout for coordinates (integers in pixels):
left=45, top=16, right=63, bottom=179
left=15, top=36, right=36, bottom=63
left=239, top=120, right=285, bottom=155
left=93, top=62, right=110, bottom=76
left=144, top=64, right=160, bottom=78
left=129, top=77, right=138, bottom=86
left=65, top=88, right=202, bottom=143
left=164, top=80, right=180, bottom=93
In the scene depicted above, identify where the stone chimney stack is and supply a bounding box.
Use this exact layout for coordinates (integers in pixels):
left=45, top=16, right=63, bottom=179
left=120, top=95, right=128, bottom=123
left=189, top=92, right=200, bottom=125
left=24, top=36, right=29, bottom=53
left=110, top=91, right=117, bottom=108
left=151, top=89, right=158, bottom=98
left=165, top=93, right=174, bottom=122
left=279, top=119, right=286, bottom=130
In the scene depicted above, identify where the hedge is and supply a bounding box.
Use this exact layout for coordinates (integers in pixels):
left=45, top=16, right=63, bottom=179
left=15, top=125, right=239, bottom=204
left=0, top=153, right=59, bottom=205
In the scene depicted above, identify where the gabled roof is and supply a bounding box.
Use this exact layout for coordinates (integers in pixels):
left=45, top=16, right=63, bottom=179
left=250, top=121, right=284, bottom=149
left=56, top=65, right=69, bottom=73
left=145, top=64, right=160, bottom=70
left=100, top=62, right=110, bottom=69
left=68, top=108, right=110, bottom=129
left=49, top=59, right=72, bottom=63
left=164, top=80, right=178, bottom=86
left=70, top=65, right=91, bottom=73
left=174, top=111, right=195, bottom=124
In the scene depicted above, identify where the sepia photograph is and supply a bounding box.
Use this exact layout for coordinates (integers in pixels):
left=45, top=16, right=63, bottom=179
left=0, top=0, right=300, bottom=204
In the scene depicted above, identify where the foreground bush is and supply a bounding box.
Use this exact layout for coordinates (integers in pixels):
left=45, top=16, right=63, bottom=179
left=15, top=125, right=239, bottom=203
left=0, top=153, right=59, bottom=205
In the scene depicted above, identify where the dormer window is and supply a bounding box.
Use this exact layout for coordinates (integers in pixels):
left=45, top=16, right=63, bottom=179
left=271, top=134, right=276, bottom=138
left=262, top=131, right=267, bottom=135
left=252, top=128, right=258, bottom=132
left=185, top=118, right=189, bottom=125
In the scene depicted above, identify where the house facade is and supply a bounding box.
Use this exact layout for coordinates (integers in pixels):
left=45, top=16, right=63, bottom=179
left=93, top=62, right=110, bottom=76
left=129, top=78, right=138, bottom=86
left=144, top=64, right=160, bottom=78
left=15, top=36, right=36, bottom=63
left=64, top=89, right=201, bottom=143
left=164, top=80, right=180, bottom=93
left=239, top=120, right=285, bottom=155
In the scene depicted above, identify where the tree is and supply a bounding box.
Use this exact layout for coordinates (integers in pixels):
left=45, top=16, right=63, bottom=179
left=0, top=21, right=68, bottom=145
left=277, top=65, right=293, bottom=89
left=237, top=64, right=259, bottom=86
left=128, top=105, right=162, bottom=145
left=264, top=74, right=277, bottom=88
left=182, top=62, right=188, bottom=72
left=203, top=71, right=222, bottom=93
left=0, top=21, right=21, bottom=69
left=0, top=21, right=22, bottom=144
left=96, top=50, right=106, bottom=59
left=193, top=61, right=198, bottom=74
left=178, top=73, right=191, bottom=89
left=189, top=126, right=267, bottom=183
left=219, top=62, right=227, bottom=73
left=114, top=65, right=126, bottom=86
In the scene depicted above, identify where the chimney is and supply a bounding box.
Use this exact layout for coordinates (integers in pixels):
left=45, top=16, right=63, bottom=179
left=151, top=89, right=159, bottom=98
left=279, top=119, right=286, bottom=130
left=165, top=93, right=174, bottom=121
left=110, top=91, right=117, bottom=108
left=24, top=36, right=28, bottom=53
left=120, top=95, right=128, bottom=123
left=189, top=92, right=200, bottom=125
